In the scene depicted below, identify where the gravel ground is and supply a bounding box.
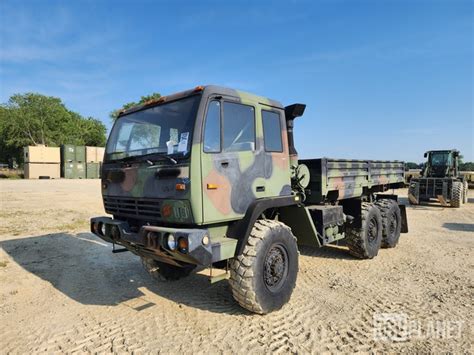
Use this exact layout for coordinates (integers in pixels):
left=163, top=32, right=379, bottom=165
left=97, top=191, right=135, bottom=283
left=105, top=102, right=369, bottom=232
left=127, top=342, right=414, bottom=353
left=0, top=179, right=473, bottom=353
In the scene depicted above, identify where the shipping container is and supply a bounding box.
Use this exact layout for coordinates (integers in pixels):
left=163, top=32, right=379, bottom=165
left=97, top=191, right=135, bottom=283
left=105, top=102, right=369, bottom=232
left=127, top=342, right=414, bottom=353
left=86, top=162, right=100, bottom=179
left=61, top=144, right=76, bottom=162
left=75, top=162, right=86, bottom=179
left=76, top=146, right=86, bottom=162
left=97, top=147, right=105, bottom=162
left=86, top=146, right=97, bottom=162
left=24, top=163, right=60, bottom=179
left=61, top=145, right=86, bottom=162
left=86, top=146, right=106, bottom=162
left=62, top=162, right=75, bottom=178
left=24, top=146, right=60, bottom=163
left=61, top=162, right=86, bottom=178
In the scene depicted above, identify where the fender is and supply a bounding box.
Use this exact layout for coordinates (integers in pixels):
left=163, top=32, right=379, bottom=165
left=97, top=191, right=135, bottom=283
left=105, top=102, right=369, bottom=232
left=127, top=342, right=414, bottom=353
left=227, top=195, right=298, bottom=256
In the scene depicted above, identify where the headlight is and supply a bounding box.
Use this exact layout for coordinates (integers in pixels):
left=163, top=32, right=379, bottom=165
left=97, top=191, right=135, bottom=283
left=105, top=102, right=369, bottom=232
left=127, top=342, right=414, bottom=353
left=167, top=233, right=177, bottom=250
left=96, top=222, right=106, bottom=236
left=101, top=223, right=106, bottom=236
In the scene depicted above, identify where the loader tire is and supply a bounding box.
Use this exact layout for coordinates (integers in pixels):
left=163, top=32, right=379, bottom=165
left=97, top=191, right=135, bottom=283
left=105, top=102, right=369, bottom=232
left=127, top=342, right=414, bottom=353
left=229, top=220, right=298, bottom=314
left=463, top=181, right=468, bottom=204
left=375, top=199, right=401, bottom=248
left=346, top=202, right=383, bottom=259
left=450, top=182, right=463, bottom=208
left=141, top=257, right=195, bottom=281
left=408, top=183, right=419, bottom=205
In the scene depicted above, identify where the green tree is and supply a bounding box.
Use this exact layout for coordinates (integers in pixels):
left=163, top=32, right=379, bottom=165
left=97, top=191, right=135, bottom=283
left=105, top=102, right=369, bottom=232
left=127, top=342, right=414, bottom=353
left=0, top=93, right=107, bottom=164
left=109, top=92, right=161, bottom=121
left=459, top=162, right=474, bottom=171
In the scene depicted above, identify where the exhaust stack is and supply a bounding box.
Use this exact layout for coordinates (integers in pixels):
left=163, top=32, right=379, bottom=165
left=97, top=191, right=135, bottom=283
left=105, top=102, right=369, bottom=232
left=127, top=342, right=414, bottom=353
left=284, top=103, right=306, bottom=165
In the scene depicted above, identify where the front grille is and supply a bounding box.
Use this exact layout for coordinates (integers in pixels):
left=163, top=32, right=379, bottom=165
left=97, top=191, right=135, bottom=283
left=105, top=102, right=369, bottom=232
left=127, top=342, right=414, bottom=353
left=104, top=196, right=162, bottom=219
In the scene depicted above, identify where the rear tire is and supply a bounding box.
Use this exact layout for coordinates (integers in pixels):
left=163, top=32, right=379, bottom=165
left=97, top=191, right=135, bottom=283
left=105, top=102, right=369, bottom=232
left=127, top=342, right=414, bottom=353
left=346, top=203, right=383, bottom=259
left=463, top=181, right=468, bottom=204
left=375, top=199, right=401, bottom=248
left=450, top=182, right=463, bottom=208
left=141, top=257, right=195, bottom=281
left=229, top=220, right=298, bottom=314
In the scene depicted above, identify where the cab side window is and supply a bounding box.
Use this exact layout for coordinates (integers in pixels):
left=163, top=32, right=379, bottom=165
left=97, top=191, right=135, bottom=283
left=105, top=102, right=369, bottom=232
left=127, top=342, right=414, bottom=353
left=223, top=102, right=255, bottom=152
left=262, top=110, right=283, bottom=152
left=203, top=100, right=221, bottom=153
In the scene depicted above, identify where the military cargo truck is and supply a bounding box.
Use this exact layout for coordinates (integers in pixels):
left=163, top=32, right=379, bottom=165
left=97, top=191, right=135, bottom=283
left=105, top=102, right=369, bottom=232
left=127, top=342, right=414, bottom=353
left=91, top=85, right=408, bottom=314
left=408, top=149, right=468, bottom=207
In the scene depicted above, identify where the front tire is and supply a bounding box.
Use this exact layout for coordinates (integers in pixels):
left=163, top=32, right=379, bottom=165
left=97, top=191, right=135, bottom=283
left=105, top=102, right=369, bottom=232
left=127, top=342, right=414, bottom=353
left=229, top=220, right=298, bottom=314
left=346, top=202, right=383, bottom=259
left=450, top=182, right=463, bottom=208
left=141, top=257, right=195, bottom=281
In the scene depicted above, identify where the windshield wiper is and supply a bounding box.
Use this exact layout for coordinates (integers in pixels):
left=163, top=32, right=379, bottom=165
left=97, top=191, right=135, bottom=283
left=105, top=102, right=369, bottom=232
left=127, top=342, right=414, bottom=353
left=146, top=155, right=177, bottom=165
left=113, top=152, right=177, bottom=165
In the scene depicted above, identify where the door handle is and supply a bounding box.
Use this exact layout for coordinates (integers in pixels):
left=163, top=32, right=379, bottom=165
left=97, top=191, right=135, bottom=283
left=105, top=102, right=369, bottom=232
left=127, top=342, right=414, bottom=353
left=221, top=161, right=229, bottom=168
left=256, top=186, right=265, bottom=192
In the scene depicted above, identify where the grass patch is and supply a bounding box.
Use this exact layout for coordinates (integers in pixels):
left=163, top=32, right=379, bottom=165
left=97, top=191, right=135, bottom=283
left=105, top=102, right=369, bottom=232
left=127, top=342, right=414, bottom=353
left=57, top=219, right=89, bottom=231
left=0, top=260, right=8, bottom=267
left=0, top=169, right=23, bottom=179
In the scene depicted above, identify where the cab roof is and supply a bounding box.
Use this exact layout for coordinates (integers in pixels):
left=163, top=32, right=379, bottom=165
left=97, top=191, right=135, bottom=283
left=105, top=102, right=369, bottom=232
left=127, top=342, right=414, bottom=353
left=117, top=85, right=284, bottom=117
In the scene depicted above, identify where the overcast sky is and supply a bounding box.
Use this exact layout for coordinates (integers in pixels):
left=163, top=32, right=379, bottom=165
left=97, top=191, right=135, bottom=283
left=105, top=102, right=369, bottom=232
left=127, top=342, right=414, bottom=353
left=1, top=0, right=472, bottom=162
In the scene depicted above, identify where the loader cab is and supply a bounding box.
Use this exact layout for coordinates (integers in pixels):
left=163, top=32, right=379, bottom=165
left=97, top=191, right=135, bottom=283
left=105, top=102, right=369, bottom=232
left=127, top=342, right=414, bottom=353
left=423, top=150, right=459, bottom=178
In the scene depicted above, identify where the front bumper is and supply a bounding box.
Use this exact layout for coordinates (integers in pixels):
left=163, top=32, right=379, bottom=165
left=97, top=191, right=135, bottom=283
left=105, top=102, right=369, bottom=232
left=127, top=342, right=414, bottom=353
left=90, top=217, right=214, bottom=266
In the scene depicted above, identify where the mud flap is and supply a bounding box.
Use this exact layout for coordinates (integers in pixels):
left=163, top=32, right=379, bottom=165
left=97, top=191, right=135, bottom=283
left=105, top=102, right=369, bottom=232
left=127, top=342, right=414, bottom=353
left=399, top=204, right=408, bottom=233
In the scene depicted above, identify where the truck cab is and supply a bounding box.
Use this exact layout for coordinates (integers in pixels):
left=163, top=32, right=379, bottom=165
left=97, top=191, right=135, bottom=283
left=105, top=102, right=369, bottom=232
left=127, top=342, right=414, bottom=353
left=92, top=85, right=295, bottom=268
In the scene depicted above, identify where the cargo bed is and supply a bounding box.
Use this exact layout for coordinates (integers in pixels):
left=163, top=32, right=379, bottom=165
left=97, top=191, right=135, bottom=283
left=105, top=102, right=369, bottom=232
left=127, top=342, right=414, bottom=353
left=300, top=158, right=405, bottom=204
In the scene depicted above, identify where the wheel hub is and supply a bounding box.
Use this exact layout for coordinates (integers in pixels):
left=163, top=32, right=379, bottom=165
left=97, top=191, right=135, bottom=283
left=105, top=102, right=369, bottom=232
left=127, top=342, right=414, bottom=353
left=389, top=212, right=398, bottom=236
left=368, top=217, right=378, bottom=243
left=264, top=244, right=288, bottom=292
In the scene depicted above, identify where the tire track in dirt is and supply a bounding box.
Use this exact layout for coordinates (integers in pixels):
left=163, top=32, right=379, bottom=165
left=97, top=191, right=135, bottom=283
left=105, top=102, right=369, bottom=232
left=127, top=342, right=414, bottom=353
left=1, top=183, right=472, bottom=353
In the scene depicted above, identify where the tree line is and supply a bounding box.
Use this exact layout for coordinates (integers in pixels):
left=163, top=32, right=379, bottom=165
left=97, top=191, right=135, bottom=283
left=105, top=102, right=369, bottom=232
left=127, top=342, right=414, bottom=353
left=0, top=93, right=107, bottom=164
left=405, top=161, right=474, bottom=171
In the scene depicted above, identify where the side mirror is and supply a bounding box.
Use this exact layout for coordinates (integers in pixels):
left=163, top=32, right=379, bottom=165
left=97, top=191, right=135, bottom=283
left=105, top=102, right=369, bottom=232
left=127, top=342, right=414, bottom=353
left=423, top=152, right=427, bottom=158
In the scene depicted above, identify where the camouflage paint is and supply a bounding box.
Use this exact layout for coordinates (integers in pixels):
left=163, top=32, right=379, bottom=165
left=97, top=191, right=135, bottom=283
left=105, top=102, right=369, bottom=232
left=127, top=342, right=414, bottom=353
left=198, top=87, right=291, bottom=224
left=301, top=159, right=405, bottom=204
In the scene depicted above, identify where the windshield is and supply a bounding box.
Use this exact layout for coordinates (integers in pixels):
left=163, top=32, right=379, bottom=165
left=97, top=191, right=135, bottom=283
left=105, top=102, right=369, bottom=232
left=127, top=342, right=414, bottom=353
left=106, top=95, right=200, bottom=162
left=430, top=152, right=450, bottom=166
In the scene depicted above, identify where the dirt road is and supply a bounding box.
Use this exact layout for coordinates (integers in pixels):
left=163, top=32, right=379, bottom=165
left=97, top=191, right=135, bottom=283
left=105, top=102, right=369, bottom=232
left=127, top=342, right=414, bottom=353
left=0, top=180, right=472, bottom=353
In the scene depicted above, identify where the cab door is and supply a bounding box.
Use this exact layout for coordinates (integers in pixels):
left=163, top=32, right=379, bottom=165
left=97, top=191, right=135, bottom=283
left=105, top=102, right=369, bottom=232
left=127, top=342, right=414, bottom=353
left=201, top=96, right=267, bottom=223
left=260, top=106, right=292, bottom=198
